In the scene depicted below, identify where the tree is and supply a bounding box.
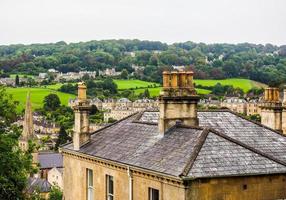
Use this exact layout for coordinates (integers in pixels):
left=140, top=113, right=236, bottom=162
left=0, top=86, right=35, bottom=199
left=90, top=105, right=98, bottom=115
left=143, top=89, right=150, bottom=98
left=15, top=75, right=20, bottom=86
left=43, top=94, right=61, bottom=111
left=55, top=126, right=71, bottom=150
left=120, top=69, right=129, bottom=79
left=49, top=185, right=63, bottom=200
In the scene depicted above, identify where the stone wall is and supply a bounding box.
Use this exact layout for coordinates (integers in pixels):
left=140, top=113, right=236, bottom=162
left=63, top=152, right=185, bottom=200
left=187, top=175, right=286, bottom=200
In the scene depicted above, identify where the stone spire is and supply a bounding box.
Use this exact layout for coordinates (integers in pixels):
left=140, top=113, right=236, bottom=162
left=22, top=91, right=34, bottom=140
left=19, top=92, right=34, bottom=151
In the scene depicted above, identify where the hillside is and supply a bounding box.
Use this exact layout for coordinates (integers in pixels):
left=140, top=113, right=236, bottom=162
left=1, top=40, right=286, bottom=86
left=6, top=87, right=75, bottom=112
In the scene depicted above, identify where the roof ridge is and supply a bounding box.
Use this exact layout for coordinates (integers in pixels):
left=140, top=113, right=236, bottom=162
left=180, top=128, right=210, bottom=177
left=209, top=128, right=286, bottom=167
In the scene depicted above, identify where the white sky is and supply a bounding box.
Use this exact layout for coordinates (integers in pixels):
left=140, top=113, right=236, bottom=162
left=0, top=0, right=285, bottom=45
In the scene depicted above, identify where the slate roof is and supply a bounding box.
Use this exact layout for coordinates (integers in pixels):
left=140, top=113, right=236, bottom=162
left=63, top=110, right=286, bottom=179
left=26, top=177, right=51, bottom=193
left=38, top=152, right=63, bottom=169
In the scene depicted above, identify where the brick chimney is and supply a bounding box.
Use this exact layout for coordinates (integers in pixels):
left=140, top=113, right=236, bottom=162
left=72, top=82, right=91, bottom=150
left=158, top=71, right=199, bottom=135
left=260, top=87, right=283, bottom=132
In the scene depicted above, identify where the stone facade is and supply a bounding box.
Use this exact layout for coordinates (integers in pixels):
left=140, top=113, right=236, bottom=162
left=246, top=100, right=261, bottom=116
left=63, top=150, right=286, bottom=200
left=221, top=97, right=247, bottom=114
left=63, top=151, right=186, bottom=200
left=186, top=175, right=286, bottom=200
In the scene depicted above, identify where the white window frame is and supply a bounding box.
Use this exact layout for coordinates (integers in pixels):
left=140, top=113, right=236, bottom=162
left=106, top=175, right=114, bottom=200
left=87, top=169, right=93, bottom=200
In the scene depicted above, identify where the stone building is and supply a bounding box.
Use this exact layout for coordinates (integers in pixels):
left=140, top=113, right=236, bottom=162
left=61, top=72, right=286, bottom=200
left=103, top=98, right=159, bottom=121
left=220, top=97, right=247, bottom=114
left=246, top=99, right=262, bottom=116
left=38, top=152, right=63, bottom=179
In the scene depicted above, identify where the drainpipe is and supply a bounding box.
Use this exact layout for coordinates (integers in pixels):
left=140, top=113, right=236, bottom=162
left=127, top=166, right=133, bottom=200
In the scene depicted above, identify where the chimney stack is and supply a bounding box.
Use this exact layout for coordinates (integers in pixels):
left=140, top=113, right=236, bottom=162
left=72, top=82, right=91, bottom=150
left=159, top=71, right=199, bottom=135
left=260, top=87, right=283, bottom=132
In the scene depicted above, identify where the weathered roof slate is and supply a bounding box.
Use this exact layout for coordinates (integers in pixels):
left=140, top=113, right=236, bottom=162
left=188, top=131, right=286, bottom=178
left=38, top=152, right=63, bottom=169
left=63, top=110, right=286, bottom=178
left=26, top=177, right=51, bottom=193
left=198, top=111, right=286, bottom=163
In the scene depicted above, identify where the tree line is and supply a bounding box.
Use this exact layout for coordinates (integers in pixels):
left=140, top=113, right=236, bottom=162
left=1, top=40, right=286, bottom=86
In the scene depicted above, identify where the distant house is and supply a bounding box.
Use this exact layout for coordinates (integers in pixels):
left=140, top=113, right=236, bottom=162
left=39, top=73, right=48, bottom=79
left=48, top=69, right=58, bottom=73
left=38, top=152, right=63, bottom=179
left=48, top=167, right=63, bottom=189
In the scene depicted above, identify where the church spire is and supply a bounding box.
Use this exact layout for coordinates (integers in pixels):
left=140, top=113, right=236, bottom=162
left=19, top=91, right=34, bottom=151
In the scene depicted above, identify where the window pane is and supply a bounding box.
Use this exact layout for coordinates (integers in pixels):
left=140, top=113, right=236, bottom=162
left=149, top=188, right=159, bottom=200
left=87, top=169, right=93, bottom=200
left=88, top=169, right=93, bottom=186
left=153, top=189, right=159, bottom=200
left=109, top=176, right=114, bottom=194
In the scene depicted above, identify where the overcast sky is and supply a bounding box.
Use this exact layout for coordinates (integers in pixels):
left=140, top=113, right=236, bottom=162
left=0, top=0, right=285, bottom=45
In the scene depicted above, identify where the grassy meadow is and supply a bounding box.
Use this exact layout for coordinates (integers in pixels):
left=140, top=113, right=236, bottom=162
left=194, top=78, right=267, bottom=93
left=113, top=80, right=160, bottom=90
left=6, top=87, right=75, bottom=112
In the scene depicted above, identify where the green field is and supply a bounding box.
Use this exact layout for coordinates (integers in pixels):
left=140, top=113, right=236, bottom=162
left=114, top=80, right=160, bottom=90
left=6, top=87, right=75, bottom=112
left=44, top=83, right=65, bottom=90
left=194, top=78, right=267, bottom=92
left=9, top=74, right=35, bottom=78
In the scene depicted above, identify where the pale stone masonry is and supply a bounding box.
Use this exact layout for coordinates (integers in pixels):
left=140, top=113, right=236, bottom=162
left=72, top=82, right=91, bottom=150
left=260, top=87, right=286, bottom=134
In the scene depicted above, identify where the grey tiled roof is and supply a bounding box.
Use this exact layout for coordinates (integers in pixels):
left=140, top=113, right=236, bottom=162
left=188, top=132, right=286, bottom=178
left=63, top=111, right=286, bottom=178
left=26, top=177, right=51, bottom=193
left=198, top=111, right=286, bottom=163
left=38, top=152, right=63, bottom=169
